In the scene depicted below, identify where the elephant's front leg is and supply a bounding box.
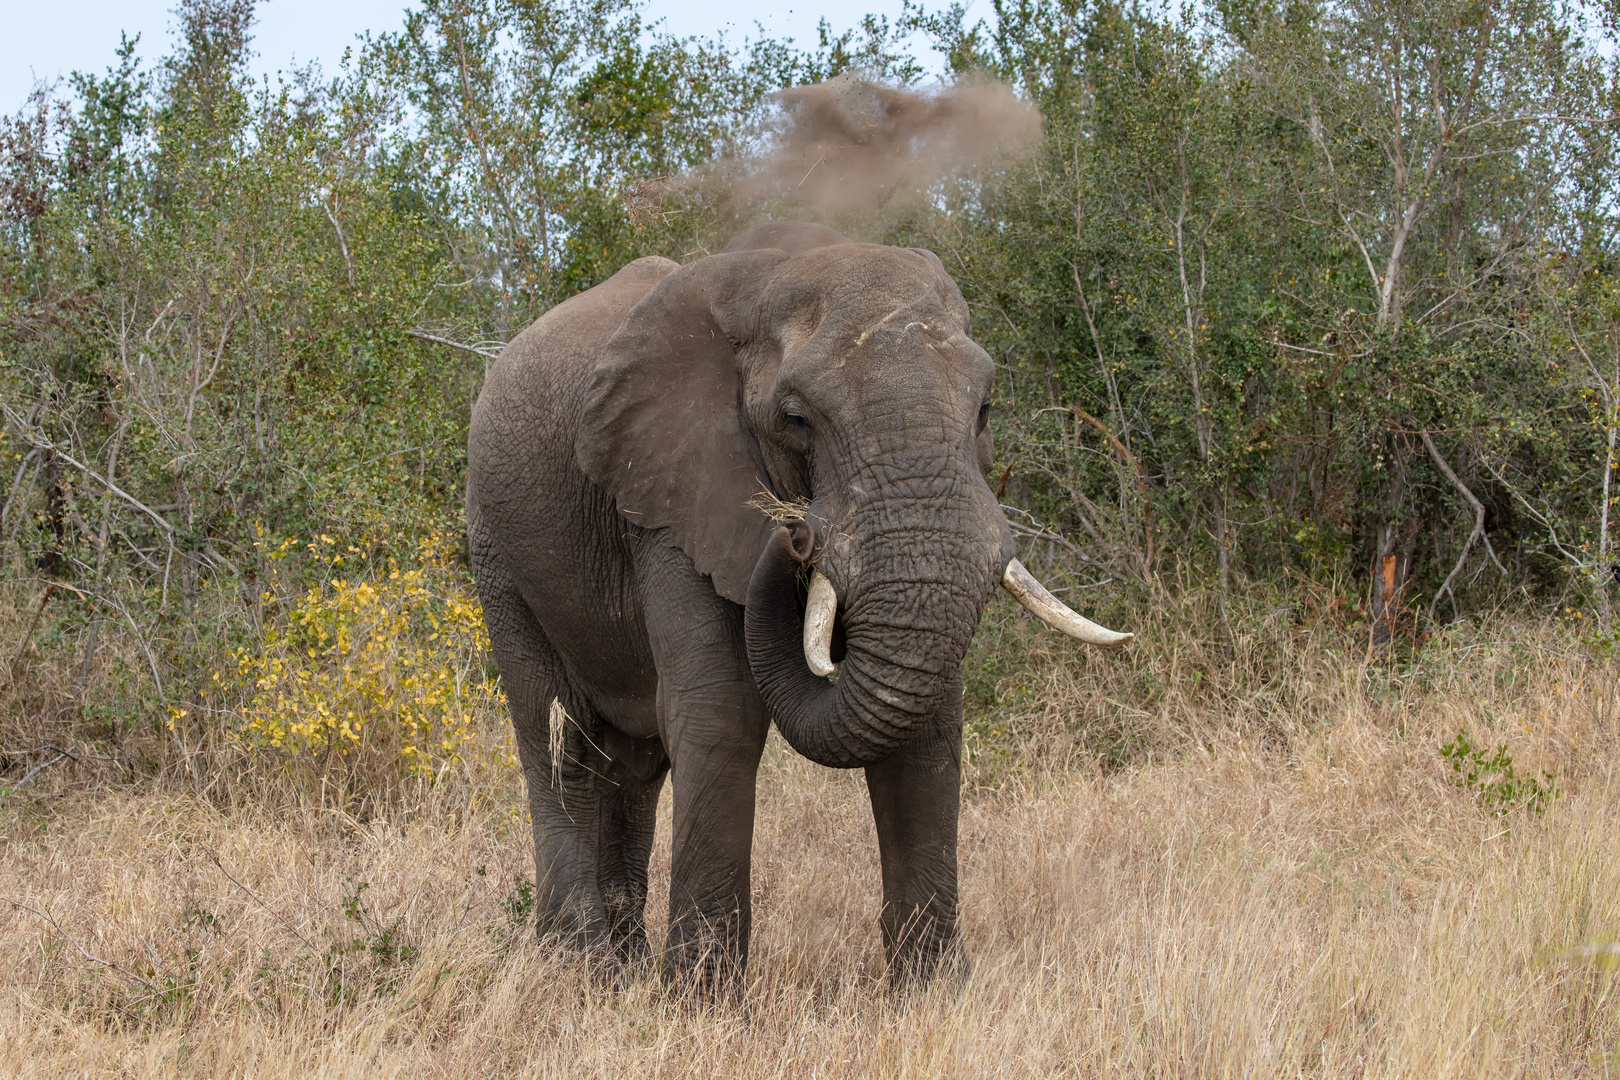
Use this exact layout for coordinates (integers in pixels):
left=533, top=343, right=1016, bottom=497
left=865, top=669, right=966, bottom=985
left=635, top=539, right=769, bottom=992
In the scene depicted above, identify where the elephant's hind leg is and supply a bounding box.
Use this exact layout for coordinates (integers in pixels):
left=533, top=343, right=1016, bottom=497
left=596, top=726, right=669, bottom=968
left=471, top=511, right=610, bottom=950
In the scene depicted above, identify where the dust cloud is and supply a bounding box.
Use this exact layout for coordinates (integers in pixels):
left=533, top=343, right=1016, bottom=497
left=743, top=74, right=1042, bottom=210
left=640, top=75, right=1043, bottom=239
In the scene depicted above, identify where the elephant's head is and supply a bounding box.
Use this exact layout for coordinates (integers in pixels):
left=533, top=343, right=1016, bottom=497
left=577, top=222, right=1128, bottom=768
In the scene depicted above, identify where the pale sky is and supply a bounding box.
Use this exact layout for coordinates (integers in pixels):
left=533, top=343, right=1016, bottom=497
left=5, top=0, right=934, bottom=113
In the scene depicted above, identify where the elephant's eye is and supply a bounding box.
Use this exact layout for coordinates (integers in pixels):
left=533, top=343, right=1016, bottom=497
left=977, top=401, right=993, bottom=433
left=784, top=409, right=809, bottom=429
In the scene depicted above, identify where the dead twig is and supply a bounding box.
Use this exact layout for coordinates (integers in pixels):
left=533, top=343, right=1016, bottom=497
left=202, top=848, right=316, bottom=951
left=1071, top=406, right=1156, bottom=577
left=1006, top=515, right=1084, bottom=557
left=7, top=743, right=79, bottom=791
left=5, top=900, right=154, bottom=988
left=406, top=328, right=503, bottom=359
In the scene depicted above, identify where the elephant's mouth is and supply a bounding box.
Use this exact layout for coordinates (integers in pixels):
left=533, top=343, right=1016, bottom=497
left=746, top=519, right=1132, bottom=770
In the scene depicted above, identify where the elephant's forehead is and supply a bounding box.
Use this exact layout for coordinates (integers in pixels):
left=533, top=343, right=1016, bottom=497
left=764, top=247, right=968, bottom=328
left=786, top=311, right=991, bottom=411
left=778, top=280, right=970, bottom=359
left=762, top=246, right=987, bottom=403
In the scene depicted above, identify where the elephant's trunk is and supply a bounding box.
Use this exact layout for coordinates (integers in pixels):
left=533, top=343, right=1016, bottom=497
left=745, top=519, right=990, bottom=768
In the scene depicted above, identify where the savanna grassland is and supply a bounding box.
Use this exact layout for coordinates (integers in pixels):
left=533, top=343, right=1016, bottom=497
left=5, top=0, right=1620, bottom=1074
left=2, top=593, right=1617, bottom=1078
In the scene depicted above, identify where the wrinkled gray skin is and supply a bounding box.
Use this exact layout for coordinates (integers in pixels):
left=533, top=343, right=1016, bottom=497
left=467, top=221, right=1016, bottom=988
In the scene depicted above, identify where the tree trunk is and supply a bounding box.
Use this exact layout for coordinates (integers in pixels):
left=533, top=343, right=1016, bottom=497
left=1368, top=434, right=1418, bottom=656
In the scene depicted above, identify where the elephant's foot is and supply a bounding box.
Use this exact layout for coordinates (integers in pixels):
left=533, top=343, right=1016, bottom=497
left=661, top=914, right=748, bottom=997
left=533, top=896, right=609, bottom=951
left=532, top=911, right=651, bottom=990
left=612, top=931, right=654, bottom=973
left=880, top=903, right=967, bottom=990
left=603, top=901, right=655, bottom=972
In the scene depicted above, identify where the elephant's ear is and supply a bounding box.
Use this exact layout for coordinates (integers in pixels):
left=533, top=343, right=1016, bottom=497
left=577, top=249, right=790, bottom=604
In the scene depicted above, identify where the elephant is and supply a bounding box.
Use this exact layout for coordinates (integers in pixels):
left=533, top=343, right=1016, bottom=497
left=466, top=220, right=1130, bottom=989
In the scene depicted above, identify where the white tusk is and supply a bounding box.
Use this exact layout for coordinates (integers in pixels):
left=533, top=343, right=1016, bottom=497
left=803, top=570, right=838, bottom=677
left=1002, top=558, right=1133, bottom=647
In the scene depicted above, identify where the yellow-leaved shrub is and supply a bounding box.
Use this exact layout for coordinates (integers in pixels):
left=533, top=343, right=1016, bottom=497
left=231, top=534, right=507, bottom=803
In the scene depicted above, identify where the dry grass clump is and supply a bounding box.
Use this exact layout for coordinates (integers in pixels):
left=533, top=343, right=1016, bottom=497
left=745, top=492, right=812, bottom=522
left=3, top=602, right=1618, bottom=1076
left=0, top=577, right=147, bottom=786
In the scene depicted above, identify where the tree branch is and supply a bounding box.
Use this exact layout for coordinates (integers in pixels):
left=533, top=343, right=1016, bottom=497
left=1070, top=406, right=1155, bottom=578
left=9, top=743, right=78, bottom=789
left=405, top=328, right=502, bottom=358
left=323, top=196, right=355, bottom=287
left=0, top=405, right=175, bottom=537
left=1420, top=429, right=1506, bottom=624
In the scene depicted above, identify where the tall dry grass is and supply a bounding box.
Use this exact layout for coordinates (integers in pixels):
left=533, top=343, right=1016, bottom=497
left=2, top=587, right=1618, bottom=1077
